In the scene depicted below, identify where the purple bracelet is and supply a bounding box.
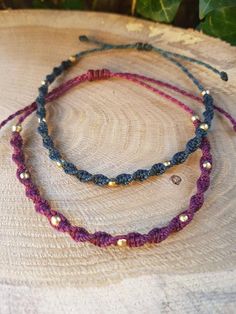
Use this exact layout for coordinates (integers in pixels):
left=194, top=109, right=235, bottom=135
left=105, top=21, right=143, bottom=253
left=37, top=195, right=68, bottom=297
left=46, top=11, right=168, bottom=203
left=4, top=70, right=236, bottom=248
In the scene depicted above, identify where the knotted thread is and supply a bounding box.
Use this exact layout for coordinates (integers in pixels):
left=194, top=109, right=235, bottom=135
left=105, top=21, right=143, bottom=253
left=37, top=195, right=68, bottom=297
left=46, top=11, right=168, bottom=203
left=8, top=69, right=235, bottom=248
left=87, top=69, right=111, bottom=81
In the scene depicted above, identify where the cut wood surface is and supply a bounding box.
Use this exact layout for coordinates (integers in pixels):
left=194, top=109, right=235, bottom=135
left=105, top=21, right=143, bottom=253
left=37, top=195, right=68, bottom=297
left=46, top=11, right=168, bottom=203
left=0, top=10, right=235, bottom=314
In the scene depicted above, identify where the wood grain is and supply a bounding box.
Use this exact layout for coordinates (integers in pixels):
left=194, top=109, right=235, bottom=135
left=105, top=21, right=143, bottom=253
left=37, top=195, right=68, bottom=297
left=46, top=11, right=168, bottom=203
left=0, top=9, right=236, bottom=313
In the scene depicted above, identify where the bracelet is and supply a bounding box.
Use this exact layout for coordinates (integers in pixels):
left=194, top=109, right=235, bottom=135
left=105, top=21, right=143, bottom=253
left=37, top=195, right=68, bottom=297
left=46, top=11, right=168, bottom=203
left=7, top=70, right=236, bottom=248
left=35, top=36, right=228, bottom=187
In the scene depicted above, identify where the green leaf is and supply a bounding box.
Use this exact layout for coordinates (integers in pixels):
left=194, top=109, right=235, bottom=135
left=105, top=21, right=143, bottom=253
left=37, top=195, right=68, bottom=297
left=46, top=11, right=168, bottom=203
left=137, top=0, right=182, bottom=23
left=200, top=6, right=236, bottom=45
left=199, top=0, right=236, bottom=19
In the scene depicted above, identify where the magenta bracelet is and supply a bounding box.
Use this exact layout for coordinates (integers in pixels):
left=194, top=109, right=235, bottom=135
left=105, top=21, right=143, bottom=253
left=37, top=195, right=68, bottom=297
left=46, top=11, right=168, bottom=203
left=3, top=70, right=236, bottom=248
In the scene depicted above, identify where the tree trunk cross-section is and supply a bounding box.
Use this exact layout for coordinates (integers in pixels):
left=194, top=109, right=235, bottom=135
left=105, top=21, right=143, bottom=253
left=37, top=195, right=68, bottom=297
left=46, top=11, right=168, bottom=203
left=0, top=10, right=235, bottom=313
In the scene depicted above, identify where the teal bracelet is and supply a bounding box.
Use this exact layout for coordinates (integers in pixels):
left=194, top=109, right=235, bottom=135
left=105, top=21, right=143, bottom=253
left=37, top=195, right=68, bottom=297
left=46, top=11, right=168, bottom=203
left=36, top=35, right=228, bottom=186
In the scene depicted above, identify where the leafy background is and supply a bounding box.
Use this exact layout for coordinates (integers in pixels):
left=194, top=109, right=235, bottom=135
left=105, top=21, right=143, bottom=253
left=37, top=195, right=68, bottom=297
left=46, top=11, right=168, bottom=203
left=0, top=0, right=235, bottom=45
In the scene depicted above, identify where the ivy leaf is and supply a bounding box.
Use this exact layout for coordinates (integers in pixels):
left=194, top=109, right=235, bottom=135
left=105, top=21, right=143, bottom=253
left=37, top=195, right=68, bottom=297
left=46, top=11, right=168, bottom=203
left=137, top=0, right=182, bottom=23
left=199, top=0, right=236, bottom=19
left=200, top=6, right=236, bottom=45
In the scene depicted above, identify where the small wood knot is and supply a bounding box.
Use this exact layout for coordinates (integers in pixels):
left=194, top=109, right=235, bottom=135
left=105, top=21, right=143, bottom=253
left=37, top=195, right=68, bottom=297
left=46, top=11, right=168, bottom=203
left=170, top=175, right=182, bottom=185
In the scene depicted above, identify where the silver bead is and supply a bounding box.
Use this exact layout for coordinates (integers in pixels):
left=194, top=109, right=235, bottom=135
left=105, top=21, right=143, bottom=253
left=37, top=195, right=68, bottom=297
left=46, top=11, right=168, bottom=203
left=50, top=215, right=61, bottom=226
left=191, top=115, right=199, bottom=122
left=203, top=161, right=212, bottom=169
left=201, top=90, right=210, bottom=96
left=19, top=171, right=30, bottom=180
left=179, top=214, right=188, bottom=222
left=163, top=161, right=171, bottom=167
left=199, top=123, right=209, bottom=131
left=41, top=80, right=47, bottom=86
left=12, top=124, right=22, bottom=133
left=38, top=117, right=46, bottom=123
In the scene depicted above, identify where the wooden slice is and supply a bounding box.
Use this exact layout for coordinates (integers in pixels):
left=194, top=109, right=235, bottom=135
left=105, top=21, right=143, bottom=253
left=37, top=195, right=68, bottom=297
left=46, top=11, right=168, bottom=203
left=0, top=9, right=236, bottom=312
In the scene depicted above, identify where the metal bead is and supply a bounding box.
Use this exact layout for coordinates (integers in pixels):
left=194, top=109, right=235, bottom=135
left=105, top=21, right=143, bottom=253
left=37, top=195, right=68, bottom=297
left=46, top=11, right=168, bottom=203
left=41, top=80, right=47, bottom=86
left=50, top=215, right=61, bottom=226
left=38, top=117, right=46, bottom=123
left=108, top=180, right=117, bottom=187
left=203, top=161, right=212, bottom=169
left=69, top=55, right=77, bottom=63
left=163, top=161, right=171, bottom=167
left=56, top=160, right=65, bottom=167
left=201, top=90, right=210, bottom=96
left=19, top=171, right=30, bottom=180
left=12, top=124, right=22, bottom=133
left=199, top=123, right=209, bottom=131
left=179, top=214, right=188, bottom=222
left=117, top=239, right=127, bottom=247
left=191, top=115, right=199, bottom=122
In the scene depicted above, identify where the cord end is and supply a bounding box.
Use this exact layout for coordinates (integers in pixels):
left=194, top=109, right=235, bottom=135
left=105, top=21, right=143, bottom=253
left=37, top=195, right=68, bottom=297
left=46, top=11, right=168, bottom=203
left=220, top=71, right=228, bottom=81
left=78, top=35, right=113, bottom=48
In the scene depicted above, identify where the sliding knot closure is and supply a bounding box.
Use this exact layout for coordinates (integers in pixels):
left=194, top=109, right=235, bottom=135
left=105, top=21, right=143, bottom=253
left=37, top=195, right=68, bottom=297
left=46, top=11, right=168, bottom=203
left=87, top=69, right=111, bottom=81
